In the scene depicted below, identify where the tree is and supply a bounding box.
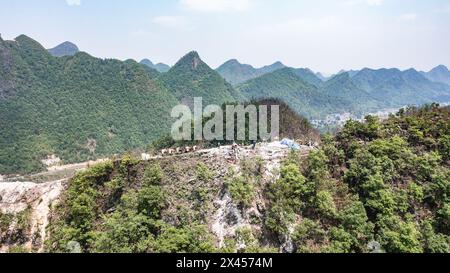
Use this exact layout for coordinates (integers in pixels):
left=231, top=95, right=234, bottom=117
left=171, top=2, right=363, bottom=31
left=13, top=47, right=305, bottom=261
left=292, top=218, right=326, bottom=253
left=227, top=176, right=255, bottom=208
left=377, top=215, right=423, bottom=253
left=154, top=224, right=216, bottom=253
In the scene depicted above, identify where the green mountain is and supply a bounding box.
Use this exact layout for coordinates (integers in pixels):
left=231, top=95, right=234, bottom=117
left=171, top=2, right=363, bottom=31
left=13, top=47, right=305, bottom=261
left=0, top=35, right=179, bottom=174
left=217, top=60, right=323, bottom=87
left=48, top=41, right=79, bottom=57
left=315, top=72, right=329, bottom=81
left=216, top=59, right=262, bottom=85
left=3, top=34, right=450, bottom=175
left=140, top=59, right=171, bottom=73
left=259, top=61, right=286, bottom=74
left=352, top=68, right=450, bottom=106
left=322, top=72, right=381, bottom=114
left=216, top=59, right=285, bottom=85
left=337, top=69, right=359, bottom=77
left=423, top=65, right=450, bottom=86
left=292, top=68, right=324, bottom=87
left=159, top=51, right=243, bottom=106
left=237, top=68, right=348, bottom=119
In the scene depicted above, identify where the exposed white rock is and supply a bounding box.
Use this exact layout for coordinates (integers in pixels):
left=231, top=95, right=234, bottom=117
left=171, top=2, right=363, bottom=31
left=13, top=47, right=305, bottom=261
left=41, top=155, right=61, bottom=167
left=211, top=191, right=248, bottom=248
left=141, top=153, right=152, bottom=161
left=0, top=142, right=313, bottom=253
left=0, top=180, right=65, bottom=252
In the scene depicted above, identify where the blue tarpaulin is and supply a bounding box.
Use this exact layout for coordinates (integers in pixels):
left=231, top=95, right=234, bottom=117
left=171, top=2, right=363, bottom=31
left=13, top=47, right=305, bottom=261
left=280, top=138, right=300, bottom=150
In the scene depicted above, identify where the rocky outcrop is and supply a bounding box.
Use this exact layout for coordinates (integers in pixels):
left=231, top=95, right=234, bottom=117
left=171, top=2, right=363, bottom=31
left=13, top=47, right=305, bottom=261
left=0, top=142, right=312, bottom=253
left=0, top=180, right=64, bottom=252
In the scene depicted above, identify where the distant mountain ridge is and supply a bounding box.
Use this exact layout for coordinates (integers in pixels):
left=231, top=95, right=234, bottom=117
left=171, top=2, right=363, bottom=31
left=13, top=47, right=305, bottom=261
left=48, top=41, right=79, bottom=57
left=216, top=59, right=286, bottom=85
left=237, top=68, right=350, bottom=119
left=422, top=65, right=450, bottom=86
left=322, top=72, right=381, bottom=113
left=352, top=67, right=450, bottom=106
left=237, top=66, right=450, bottom=119
left=2, top=34, right=450, bottom=175
left=217, top=59, right=325, bottom=88
left=292, top=68, right=324, bottom=87
left=140, top=59, right=171, bottom=73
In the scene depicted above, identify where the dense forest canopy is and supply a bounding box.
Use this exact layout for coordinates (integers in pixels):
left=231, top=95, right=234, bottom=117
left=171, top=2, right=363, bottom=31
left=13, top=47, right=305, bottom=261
left=0, top=35, right=180, bottom=174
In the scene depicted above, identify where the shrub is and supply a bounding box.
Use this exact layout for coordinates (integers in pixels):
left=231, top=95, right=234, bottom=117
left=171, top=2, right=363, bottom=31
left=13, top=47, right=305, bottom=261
left=265, top=202, right=296, bottom=235
left=93, top=211, right=158, bottom=253
left=377, top=215, right=423, bottom=253
left=292, top=218, right=326, bottom=253
left=227, top=176, right=255, bottom=207
left=143, top=164, right=164, bottom=186
left=338, top=201, right=374, bottom=252
left=196, top=162, right=214, bottom=182
left=137, top=186, right=166, bottom=218
left=315, top=191, right=337, bottom=218
left=154, top=224, right=215, bottom=253
left=421, top=220, right=449, bottom=253
left=0, top=212, right=14, bottom=232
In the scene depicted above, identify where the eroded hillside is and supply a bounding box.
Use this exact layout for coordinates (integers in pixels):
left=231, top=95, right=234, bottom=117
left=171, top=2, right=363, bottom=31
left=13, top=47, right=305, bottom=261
left=0, top=143, right=312, bottom=253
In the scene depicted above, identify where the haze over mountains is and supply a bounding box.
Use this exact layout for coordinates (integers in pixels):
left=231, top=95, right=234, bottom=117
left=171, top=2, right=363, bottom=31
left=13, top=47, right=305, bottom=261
left=422, top=65, right=450, bottom=86
left=1, top=35, right=450, bottom=174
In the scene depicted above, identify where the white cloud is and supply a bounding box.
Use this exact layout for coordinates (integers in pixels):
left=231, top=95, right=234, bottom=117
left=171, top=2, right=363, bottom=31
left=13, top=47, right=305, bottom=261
left=66, top=0, right=81, bottom=6
left=180, top=0, right=253, bottom=12
left=398, top=13, right=418, bottom=22
left=153, top=16, right=193, bottom=31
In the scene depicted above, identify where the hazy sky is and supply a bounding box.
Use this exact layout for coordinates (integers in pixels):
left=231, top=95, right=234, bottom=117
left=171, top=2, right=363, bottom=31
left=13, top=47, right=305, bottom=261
left=1, top=0, right=449, bottom=74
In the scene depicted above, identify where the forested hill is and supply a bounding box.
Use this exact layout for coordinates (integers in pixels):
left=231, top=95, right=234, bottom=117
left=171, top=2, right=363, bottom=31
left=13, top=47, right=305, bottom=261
left=237, top=67, right=450, bottom=120
left=140, top=59, right=171, bottom=73
left=216, top=59, right=286, bottom=85
left=39, top=104, right=449, bottom=253
left=237, top=68, right=351, bottom=119
left=352, top=68, right=450, bottom=106
left=159, top=51, right=244, bottom=106
left=48, top=41, right=79, bottom=57
left=2, top=34, right=450, bottom=175
left=0, top=35, right=179, bottom=174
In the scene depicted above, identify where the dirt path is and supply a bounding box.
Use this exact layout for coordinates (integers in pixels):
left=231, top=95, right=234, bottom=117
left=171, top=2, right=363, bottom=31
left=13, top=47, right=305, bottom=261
left=1, top=158, right=109, bottom=184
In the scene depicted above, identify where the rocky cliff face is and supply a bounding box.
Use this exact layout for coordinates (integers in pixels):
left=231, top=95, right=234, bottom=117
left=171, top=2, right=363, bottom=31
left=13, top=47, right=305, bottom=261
left=0, top=180, right=64, bottom=252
